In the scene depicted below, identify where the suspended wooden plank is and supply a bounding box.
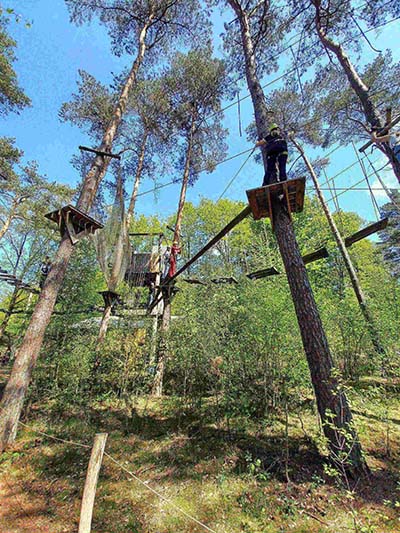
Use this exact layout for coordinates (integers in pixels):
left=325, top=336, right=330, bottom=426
left=182, top=278, right=207, bottom=286
left=247, top=266, right=280, bottom=280
left=45, top=205, right=103, bottom=244
left=345, top=218, right=389, bottom=248
left=302, top=247, right=329, bottom=265
left=211, top=276, right=238, bottom=285
left=79, top=145, right=121, bottom=160
left=129, top=232, right=164, bottom=237
left=246, top=177, right=306, bottom=222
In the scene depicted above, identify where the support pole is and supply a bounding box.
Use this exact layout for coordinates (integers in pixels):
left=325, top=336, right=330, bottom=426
left=78, top=433, right=108, bottom=533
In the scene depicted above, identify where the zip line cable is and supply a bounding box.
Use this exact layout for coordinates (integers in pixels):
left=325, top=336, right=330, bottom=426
left=216, top=148, right=256, bottom=201
left=364, top=151, right=400, bottom=208
left=204, top=11, right=400, bottom=123
left=104, top=452, right=221, bottom=533
left=16, top=421, right=221, bottom=533
left=323, top=162, right=391, bottom=205
left=129, top=12, right=400, bottom=205
left=352, top=141, right=381, bottom=219
left=136, top=146, right=256, bottom=199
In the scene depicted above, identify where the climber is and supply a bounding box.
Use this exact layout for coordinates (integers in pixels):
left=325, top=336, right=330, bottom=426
left=168, top=240, right=181, bottom=278
left=371, top=129, right=400, bottom=163
left=39, top=256, right=52, bottom=289
left=255, top=123, right=288, bottom=186
left=162, top=246, right=171, bottom=279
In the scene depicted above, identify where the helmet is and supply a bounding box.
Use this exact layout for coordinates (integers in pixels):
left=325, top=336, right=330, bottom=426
left=269, top=123, right=279, bottom=132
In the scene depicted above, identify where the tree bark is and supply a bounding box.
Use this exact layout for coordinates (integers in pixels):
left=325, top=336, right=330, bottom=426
left=97, top=305, right=113, bottom=345
left=311, top=0, right=400, bottom=184
left=227, top=0, right=367, bottom=476
left=293, top=138, right=386, bottom=358
left=126, top=130, right=149, bottom=229
left=0, top=18, right=152, bottom=451
left=173, top=113, right=196, bottom=245
left=152, top=292, right=171, bottom=397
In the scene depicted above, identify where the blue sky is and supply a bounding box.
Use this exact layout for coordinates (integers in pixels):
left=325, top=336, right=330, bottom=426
left=2, top=0, right=400, bottom=227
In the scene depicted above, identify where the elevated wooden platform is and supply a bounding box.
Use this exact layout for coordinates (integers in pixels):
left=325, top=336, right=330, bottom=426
left=211, top=276, right=238, bottom=285
left=302, top=247, right=329, bottom=265
left=247, top=266, right=280, bottom=280
left=246, top=177, right=306, bottom=227
left=45, top=205, right=103, bottom=244
left=345, top=218, right=389, bottom=248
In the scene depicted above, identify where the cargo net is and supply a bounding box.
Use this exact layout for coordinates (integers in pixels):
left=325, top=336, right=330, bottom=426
left=93, top=176, right=131, bottom=293
left=125, top=237, right=163, bottom=310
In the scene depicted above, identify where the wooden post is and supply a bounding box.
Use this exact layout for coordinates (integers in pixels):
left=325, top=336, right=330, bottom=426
left=78, top=433, right=108, bottom=533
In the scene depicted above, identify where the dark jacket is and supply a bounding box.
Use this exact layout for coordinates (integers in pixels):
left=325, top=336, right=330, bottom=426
left=263, top=132, right=288, bottom=156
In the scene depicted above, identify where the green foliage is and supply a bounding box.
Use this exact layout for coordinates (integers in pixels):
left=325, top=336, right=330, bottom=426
left=0, top=13, right=30, bottom=116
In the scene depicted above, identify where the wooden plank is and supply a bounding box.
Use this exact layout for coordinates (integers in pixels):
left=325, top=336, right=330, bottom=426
left=182, top=278, right=207, bottom=286
left=247, top=266, right=280, bottom=280
left=79, top=145, right=121, bottom=160
left=246, top=177, right=306, bottom=221
left=345, top=218, right=389, bottom=247
left=129, top=232, right=164, bottom=237
left=302, top=247, right=329, bottom=265
left=211, top=276, right=238, bottom=285
left=78, top=433, right=108, bottom=533
left=359, top=114, right=400, bottom=152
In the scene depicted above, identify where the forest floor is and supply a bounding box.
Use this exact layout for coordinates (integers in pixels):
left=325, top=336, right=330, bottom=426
left=0, top=381, right=399, bottom=533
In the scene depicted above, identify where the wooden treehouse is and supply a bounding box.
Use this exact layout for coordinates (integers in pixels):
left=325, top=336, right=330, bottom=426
left=45, top=204, right=103, bottom=245
left=246, top=177, right=305, bottom=229
left=125, top=233, right=164, bottom=288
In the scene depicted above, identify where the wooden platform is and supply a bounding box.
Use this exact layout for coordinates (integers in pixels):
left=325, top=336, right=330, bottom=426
left=182, top=278, right=207, bottom=286
left=247, top=266, right=280, bottom=280
left=246, top=178, right=306, bottom=225
left=345, top=218, right=389, bottom=248
left=0, top=269, right=39, bottom=293
left=302, top=247, right=329, bottom=265
left=211, top=276, right=238, bottom=285
left=45, top=205, right=103, bottom=244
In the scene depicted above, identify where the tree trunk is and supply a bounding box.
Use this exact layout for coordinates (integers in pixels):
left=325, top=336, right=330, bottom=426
left=227, top=0, right=367, bottom=475
left=293, top=138, right=386, bottom=357
left=126, top=130, right=149, bottom=229
left=173, top=113, right=196, bottom=244
left=97, top=304, right=113, bottom=345
left=311, top=0, right=400, bottom=184
left=0, top=19, right=152, bottom=452
left=152, top=293, right=171, bottom=397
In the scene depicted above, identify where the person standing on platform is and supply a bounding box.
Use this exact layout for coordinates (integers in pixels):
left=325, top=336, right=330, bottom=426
left=255, top=124, right=288, bottom=186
